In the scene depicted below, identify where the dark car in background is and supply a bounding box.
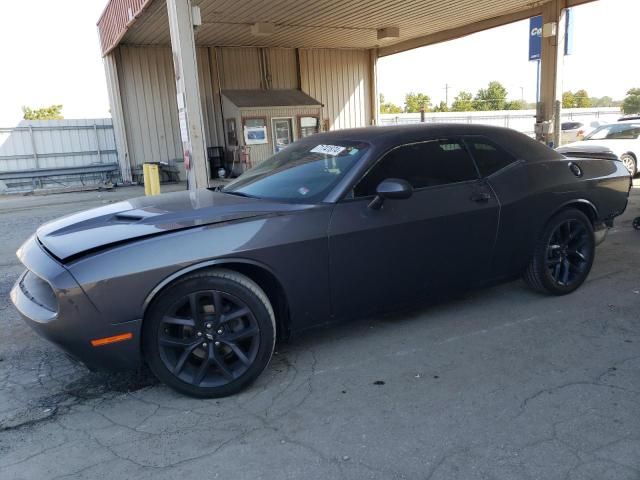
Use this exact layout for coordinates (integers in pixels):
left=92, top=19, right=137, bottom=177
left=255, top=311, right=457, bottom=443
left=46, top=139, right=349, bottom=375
left=11, top=124, right=631, bottom=397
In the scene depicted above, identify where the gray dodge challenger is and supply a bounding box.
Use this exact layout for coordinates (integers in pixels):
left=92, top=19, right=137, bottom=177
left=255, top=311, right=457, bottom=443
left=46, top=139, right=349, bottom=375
left=11, top=124, right=631, bottom=397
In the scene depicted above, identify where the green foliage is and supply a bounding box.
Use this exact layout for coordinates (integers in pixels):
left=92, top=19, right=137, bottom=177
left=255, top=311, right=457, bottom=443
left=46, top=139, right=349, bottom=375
left=451, top=91, right=474, bottom=112
left=472, top=81, right=508, bottom=111
left=505, top=100, right=525, bottom=110
left=379, top=94, right=403, bottom=114
left=562, top=91, right=576, bottom=108
left=404, top=92, right=432, bottom=113
left=22, top=104, right=64, bottom=120
left=590, top=96, right=614, bottom=107
left=573, top=89, right=591, bottom=108
left=622, top=88, right=640, bottom=114
left=432, top=101, right=449, bottom=112
left=562, top=90, right=591, bottom=108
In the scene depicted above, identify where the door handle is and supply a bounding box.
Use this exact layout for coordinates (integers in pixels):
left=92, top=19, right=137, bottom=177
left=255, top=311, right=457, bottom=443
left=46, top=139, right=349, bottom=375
left=471, top=192, right=491, bottom=202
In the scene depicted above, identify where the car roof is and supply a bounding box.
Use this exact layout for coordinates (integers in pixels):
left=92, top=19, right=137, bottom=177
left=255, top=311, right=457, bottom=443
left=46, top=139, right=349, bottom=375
left=305, top=123, right=562, bottom=162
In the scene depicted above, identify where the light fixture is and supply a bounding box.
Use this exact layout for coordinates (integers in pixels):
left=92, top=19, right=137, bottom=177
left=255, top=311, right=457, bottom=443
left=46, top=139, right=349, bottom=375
left=251, top=22, right=276, bottom=36
left=377, top=27, right=400, bottom=40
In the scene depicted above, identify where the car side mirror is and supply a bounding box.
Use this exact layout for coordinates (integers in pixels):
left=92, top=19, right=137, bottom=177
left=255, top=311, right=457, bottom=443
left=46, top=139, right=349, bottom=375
left=368, top=178, right=413, bottom=210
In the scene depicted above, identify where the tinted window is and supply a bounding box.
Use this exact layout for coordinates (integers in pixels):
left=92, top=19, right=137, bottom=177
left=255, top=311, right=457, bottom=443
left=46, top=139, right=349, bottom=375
left=466, top=138, right=517, bottom=176
left=223, top=140, right=368, bottom=203
left=585, top=123, right=640, bottom=140
left=354, top=139, right=478, bottom=197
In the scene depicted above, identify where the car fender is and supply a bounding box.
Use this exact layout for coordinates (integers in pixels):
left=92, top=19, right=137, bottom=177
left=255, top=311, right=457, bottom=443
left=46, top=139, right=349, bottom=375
left=141, top=257, right=286, bottom=313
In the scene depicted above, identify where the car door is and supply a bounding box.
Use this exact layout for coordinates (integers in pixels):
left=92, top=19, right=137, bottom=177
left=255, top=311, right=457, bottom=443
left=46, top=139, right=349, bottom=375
left=328, top=138, right=500, bottom=320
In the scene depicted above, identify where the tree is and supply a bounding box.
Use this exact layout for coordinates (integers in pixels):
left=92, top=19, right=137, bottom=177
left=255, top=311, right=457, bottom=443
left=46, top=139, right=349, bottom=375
left=622, top=88, right=640, bottom=114
left=432, top=101, right=449, bottom=112
left=22, top=104, right=64, bottom=120
left=505, top=100, right=525, bottom=110
left=562, top=91, right=576, bottom=108
left=573, top=89, right=591, bottom=108
left=590, top=96, right=614, bottom=107
left=472, top=81, right=508, bottom=111
left=451, top=91, right=474, bottom=112
left=404, top=92, right=432, bottom=113
left=379, top=94, right=403, bottom=114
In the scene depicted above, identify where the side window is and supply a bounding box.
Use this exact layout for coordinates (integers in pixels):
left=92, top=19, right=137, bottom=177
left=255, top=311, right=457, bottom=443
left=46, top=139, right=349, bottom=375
left=466, top=138, right=517, bottom=177
left=354, top=139, right=478, bottom=198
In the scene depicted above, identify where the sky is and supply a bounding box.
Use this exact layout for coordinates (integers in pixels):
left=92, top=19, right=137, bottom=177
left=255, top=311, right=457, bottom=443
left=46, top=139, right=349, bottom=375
left=378, top=0, right=640, bottom=106
left=0, top=0, right=638, bottom=126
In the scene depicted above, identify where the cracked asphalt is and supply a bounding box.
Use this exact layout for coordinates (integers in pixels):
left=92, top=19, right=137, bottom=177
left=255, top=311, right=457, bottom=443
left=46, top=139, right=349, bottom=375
left=1, top=182, right=639, bottom=480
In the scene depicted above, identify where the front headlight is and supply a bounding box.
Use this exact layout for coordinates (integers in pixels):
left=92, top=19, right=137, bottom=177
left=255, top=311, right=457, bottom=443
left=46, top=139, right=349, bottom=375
left=20, top=270, right=58, bottom=313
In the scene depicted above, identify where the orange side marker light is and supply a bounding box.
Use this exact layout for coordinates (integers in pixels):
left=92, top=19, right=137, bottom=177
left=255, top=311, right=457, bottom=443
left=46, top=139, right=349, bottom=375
left=90, top=332, right=133, bottom=347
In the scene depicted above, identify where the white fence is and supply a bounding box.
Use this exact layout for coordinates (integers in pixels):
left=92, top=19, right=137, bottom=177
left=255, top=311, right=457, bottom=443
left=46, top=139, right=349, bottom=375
left=0, top=119, right=119, bottom=193
left=379, top=107, right=622, bottom=136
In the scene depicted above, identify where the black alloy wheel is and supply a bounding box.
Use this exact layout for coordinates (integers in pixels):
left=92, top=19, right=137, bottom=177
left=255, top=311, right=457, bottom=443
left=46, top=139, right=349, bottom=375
left=544, top=219, right=591, bottom=287
left=143, top=269, right=276, bottom=397
left=524, top=209, right=595, bottom=295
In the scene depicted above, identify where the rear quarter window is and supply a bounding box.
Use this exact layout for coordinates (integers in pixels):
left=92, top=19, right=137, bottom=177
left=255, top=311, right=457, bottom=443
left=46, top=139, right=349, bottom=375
left=464, top=138, right=518, bottom=177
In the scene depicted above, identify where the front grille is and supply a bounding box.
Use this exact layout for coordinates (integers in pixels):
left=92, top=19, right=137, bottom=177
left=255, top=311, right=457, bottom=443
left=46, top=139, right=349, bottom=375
left=20, top=270, right=58, bottom=312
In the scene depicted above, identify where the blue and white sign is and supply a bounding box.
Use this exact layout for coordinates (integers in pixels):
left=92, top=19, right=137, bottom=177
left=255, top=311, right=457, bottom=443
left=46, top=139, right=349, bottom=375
left=529, top=16, right=542, bottom=61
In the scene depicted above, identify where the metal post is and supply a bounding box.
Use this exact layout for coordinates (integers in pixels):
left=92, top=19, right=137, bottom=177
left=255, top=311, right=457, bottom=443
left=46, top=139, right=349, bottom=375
left=166, top=0, right=210, bottom=190
left=94, top=124, right=102, bottom=163
left=28, top=125, right=39, bottom=169
left=537, top=0, right=565, bottom=147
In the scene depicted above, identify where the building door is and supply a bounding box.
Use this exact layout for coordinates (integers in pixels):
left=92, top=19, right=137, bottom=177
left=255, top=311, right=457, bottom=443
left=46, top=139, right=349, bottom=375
left=272, top=118, right=293, bottom=153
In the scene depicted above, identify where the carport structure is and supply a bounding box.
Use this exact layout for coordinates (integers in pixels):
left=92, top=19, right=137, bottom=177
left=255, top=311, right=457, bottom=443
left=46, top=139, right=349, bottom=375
left=98, top=0, right=595, bottom=189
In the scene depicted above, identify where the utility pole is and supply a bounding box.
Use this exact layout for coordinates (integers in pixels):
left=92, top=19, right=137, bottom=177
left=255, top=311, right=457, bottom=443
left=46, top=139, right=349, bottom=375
left=520, top=86, right=524, bottom=102
left=444, top=84, right=450, bottom=106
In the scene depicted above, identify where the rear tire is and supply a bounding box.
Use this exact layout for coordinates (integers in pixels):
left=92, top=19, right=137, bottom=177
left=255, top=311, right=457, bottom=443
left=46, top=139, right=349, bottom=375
left=524, top=209, right=595, bottom=295
left=143, top=269, right=276, bottom=398
left=621, top=153, right=637, bottom=177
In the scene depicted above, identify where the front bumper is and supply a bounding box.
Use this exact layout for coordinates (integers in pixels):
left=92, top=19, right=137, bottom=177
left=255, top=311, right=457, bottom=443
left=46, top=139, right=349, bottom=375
left=10, top=235, right=142, bottom=371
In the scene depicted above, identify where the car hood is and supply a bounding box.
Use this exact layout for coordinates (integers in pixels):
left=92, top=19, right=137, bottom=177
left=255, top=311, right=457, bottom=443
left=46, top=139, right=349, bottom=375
left=36, top=189, right=311, bottom=261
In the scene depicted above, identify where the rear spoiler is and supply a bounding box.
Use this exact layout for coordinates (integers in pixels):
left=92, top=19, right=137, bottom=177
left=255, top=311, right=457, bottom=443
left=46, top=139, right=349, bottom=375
left=556, top=145, right=619, bottom=162
left=558, top=150, right=619, bottom=161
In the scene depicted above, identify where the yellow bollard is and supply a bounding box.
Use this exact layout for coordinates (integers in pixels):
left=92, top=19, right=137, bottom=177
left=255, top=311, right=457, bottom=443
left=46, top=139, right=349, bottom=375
left=143, top=163, right=161, bottom=196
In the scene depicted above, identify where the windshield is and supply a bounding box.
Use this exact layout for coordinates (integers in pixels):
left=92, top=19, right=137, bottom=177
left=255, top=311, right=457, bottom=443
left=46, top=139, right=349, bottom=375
left=584, top=123, right=640, bottom=140
left=222, top=140, right=369, bottom=203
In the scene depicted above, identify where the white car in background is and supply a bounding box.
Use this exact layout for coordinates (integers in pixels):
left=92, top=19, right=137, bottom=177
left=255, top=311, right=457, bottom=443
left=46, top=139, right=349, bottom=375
left=561, top=119, right=608, bottom=144
left=558, top=121, right=640, bottom=176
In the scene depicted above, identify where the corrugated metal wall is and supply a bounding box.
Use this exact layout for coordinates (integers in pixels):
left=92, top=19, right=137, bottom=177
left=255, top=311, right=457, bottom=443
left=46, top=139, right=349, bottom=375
left=117, top=45, right=182, bottom=170
left=114, top=45, right=372, bottom=170
left=0, top=119, right=116, bottom=172
left=266, top=49, right=299, bottom=89
left=299, top=49, right=372, bottom=131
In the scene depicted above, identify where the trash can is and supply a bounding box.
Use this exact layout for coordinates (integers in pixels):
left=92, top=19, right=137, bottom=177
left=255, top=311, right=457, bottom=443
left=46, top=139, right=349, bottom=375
left=207, top=146, right=226, bottom=178
left=143, top=162, right=161, bottom=196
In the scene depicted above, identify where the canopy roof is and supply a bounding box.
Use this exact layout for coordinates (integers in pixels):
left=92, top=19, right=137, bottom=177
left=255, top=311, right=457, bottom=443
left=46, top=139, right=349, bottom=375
left=98, top=0, right=593, bottom=57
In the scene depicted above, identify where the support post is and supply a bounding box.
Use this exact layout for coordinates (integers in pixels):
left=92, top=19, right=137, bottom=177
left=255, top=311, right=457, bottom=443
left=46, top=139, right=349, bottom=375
left=369, top=48, right=379, bottom=126
left=166, top=0, right=209, bottom=190
left=103, top=51, right=132, bottom=183
left=537, top=0, right=566, bottom=147
left=28, top=125, right=39, bottom=169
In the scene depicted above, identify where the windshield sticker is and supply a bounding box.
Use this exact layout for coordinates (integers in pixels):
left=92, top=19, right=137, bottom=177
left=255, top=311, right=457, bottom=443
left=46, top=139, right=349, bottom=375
left=310, top=144, right=346, bottom=156
left=298, top=186, right=310, bottom=196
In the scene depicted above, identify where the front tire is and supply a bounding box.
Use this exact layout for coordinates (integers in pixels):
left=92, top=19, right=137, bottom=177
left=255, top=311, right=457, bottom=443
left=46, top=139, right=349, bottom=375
left=143, top=269, right=276, bottom=398
left=524, top=209, right=595, bottom=295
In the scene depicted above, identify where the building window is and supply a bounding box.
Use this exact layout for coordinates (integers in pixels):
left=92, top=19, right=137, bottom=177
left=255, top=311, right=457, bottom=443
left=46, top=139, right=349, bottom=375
left=299, top=116, right=319, bottom=138
left=242, top=117, right=268, bottom=145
